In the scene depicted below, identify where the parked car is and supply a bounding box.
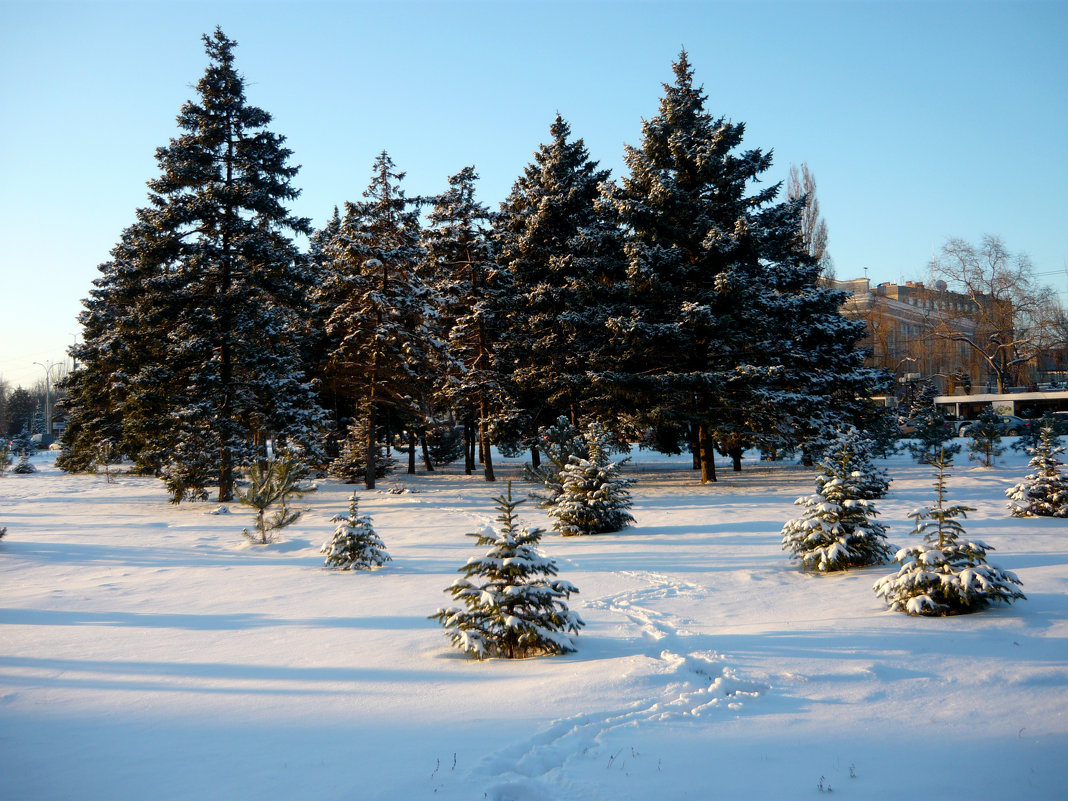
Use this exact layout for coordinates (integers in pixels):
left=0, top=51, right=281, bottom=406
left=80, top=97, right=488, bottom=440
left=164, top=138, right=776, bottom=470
left=959, top=415, right=1032, bottom=438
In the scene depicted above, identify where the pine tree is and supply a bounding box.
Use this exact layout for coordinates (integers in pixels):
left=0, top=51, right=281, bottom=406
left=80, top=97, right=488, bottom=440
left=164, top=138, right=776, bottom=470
left=423, top=166, right=512, bottom=481
left=907, top=406, right=960, bottom=464
left=1006, top=424, right=1068, bottom=518
left=603, top=51, right=884, bottom=482
left=236, top=457, right=307, bottom=544
left=319, top=152, right=433, bottom=489
left=781, top=427, right=894, bottom=572
left=329, top=416, right=396, bottom=483
left=967, top=406, right=1005, bottom=467
left=874, top=449, right=1025, bottom=615
left=548, top=422, right=635, bottom=536
left=0, top=442, right=11, bottom=477
left=431, top=482, right=583, bottom=659
left=61, top=29, right=326, bottom=498
left=525, top=415, right=586, bottom=502
left=12, top=450, right=36, bottom=474
left=1011, top=411, right=1067, bottom=455
left=494, top=115, right=626, bottom=453
left=321, top=494, right=391, bottom=570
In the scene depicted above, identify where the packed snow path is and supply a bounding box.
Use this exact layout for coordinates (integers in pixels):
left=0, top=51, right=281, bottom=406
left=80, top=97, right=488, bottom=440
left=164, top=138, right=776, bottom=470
left=2, top=450, right=1066, bottom=800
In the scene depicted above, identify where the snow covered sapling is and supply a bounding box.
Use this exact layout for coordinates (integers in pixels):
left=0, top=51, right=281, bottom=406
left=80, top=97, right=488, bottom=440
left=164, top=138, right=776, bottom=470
left=95, top=438, right=120, bottom=483
left=525, top=416, right=585, bottom=502
left=1012, top=412, right=1066, bottom=455
left=431, top=482, right=584, bottom=659
left=781, top=427, right=894, bottom=572
left=12, top=451, right=36, bottom=474
left=321, top=494, right=391, bottom=570
left=1006, top=424, right=1068, bottom=518
left=874, top=449, right=1025, bottom=615
left=548, top=424, right=635, bottom=536
left=967, top=406, right=1004, bottom=467
left=839, top=425, right=891, bottom=500
left=329, top=418, right=395, bottom=483
left=0, top=443, right=10, bottom=476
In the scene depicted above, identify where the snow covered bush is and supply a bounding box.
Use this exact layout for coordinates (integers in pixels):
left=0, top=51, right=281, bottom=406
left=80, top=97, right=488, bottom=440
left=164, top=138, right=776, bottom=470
left=11, top=451, right=36, bottom=474
left=547, top=429, right=634, bottom=536
left=321, top=494, right=391, bottom=570
left=781, top=427, right=894, bottom=572
left=431, top=482, right=584, bottom=659
left=1006, top=424, right=1068, bottom=518
left=966, top=406, right=1004, bottom=467
left=875, top=449, right=1025, bottom=615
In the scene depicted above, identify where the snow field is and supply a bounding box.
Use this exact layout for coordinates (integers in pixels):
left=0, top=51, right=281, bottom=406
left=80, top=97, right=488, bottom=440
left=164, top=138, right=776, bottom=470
left=1, top=446, right=1066, bottom=800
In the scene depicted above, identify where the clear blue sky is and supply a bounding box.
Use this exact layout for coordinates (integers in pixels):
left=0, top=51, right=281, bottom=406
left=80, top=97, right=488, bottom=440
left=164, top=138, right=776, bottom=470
left=2, top=0, right=1065, bottom=390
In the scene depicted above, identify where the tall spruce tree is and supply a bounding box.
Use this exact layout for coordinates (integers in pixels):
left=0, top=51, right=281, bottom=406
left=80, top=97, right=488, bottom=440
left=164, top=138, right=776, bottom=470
left=603, top=51, right=777, bottom=482
left=61, top=29, right=324, bottom=500
left=604, top=51, right=884, bottom=480
left=423, top=166, right=512, bottom=481
left=494, top=115, right=625, bottom=458
left=319, top=152, right=434, bottom=489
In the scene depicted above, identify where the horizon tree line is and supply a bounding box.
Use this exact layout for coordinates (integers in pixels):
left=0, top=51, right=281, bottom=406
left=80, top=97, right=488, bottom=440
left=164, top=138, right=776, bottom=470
left=57, top=29, right=889, bottom=499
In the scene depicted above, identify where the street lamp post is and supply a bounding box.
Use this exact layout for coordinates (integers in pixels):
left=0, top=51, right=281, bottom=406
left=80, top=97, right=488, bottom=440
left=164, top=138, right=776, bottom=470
left=33, top=360, right=61, bottom=440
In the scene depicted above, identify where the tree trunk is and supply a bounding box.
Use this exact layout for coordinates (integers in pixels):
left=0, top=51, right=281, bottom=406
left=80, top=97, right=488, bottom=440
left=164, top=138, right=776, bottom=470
left=480, top=411, right=496, bottom=482
left=690, top=424, right=701, bottom=470
left=730, top=447, right=743, bottom=472
left=464, top=420, right=474, bottom=475
left=407, top=429, right=416, bottom=474
left=420, top=431, right=434, bottom=472
left=530, top=446, right=541, bottom=470
left=699, top=424, right=717, bottom=484
left=364, top=402, right=376, bottom=490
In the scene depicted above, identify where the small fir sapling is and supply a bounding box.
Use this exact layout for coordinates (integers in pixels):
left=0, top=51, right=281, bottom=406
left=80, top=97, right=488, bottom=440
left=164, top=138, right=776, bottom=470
left=1006, top=424, right=1068, bottom=518
left=0, top=526, right=6, bottom=540
left=321, top=493, right=391, bottom=570
left=1012, top=412, right=1067, bottom=454
left=525, top=416, right=586, bottom=502
left=431, top=482, right=584, bottom=659
left=966, top=406, right=1005, bottom=467
left=907, top=406, right=960, bottom=465
left=874, top=448, right=1025, bottom=615
left=781, top=427, right=894, bottom=572
left=95, top=438, right=120, bottom=483
left=12, top=451, right=37, bottom=474
left=547, top=423, right=635, bottom=536
left=844, top=426, right=891, bottom=500
left=329, top=418, right=395, bottom=483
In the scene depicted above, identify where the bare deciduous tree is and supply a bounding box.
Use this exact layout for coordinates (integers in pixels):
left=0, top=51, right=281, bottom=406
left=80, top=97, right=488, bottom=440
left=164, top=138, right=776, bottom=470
left=787, top=163, right=831, bottom=277
left=929, top=235, right=1058, bottom=393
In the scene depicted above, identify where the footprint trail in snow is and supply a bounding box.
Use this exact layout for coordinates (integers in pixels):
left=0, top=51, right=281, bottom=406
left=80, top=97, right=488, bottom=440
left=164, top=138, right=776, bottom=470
left=468, top=569, right=770, bottom=800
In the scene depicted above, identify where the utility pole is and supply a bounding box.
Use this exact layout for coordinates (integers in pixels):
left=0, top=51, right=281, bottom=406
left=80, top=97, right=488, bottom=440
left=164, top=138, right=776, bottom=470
left=33, top=360, right=60, bottom=439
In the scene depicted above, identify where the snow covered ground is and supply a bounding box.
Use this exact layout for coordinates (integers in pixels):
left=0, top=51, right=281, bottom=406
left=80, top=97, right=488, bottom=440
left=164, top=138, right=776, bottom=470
left=2, top=444, right=1066, bottom=800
